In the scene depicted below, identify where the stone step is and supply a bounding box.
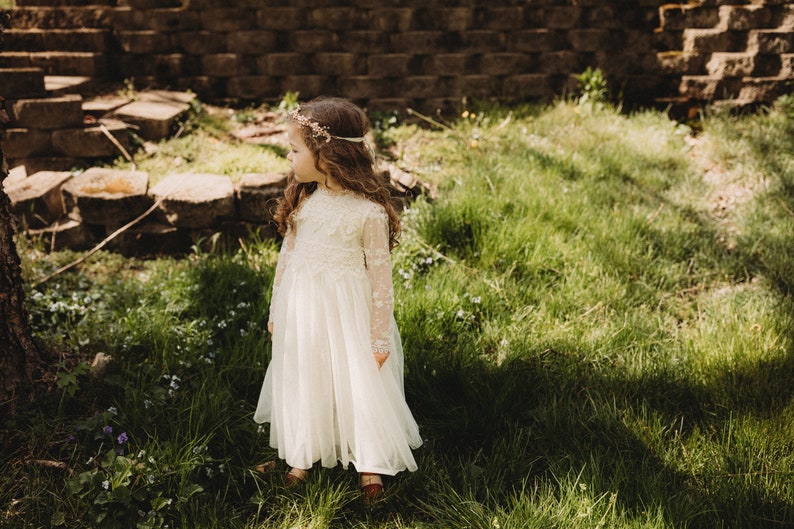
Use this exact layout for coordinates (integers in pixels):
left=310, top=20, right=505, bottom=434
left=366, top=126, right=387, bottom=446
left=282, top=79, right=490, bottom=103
left=9, top=6, right=113, bottom=30
left=707, top=52, right=785, bottom=78
left=110, top=90, right=194, bottom=141
left=747, top=29, right=794, bottom=54
left=45, top=75, right=96, bottom=96
left=61, top=167, right=151, bottom=227
left=5, top=94, right=85, bottom=130
left=0, top=51, right=109, bottom=77
left=1, top=28, right=113, bottom=53
left=51, top=118, right=131, bottom=159
left=2, top=170, right=74, bottom=228
left=0, top=67, right=47, bottom=99
left=150, top=173, right=236, bottom=229
left=679, top=75, right=743, bottom=101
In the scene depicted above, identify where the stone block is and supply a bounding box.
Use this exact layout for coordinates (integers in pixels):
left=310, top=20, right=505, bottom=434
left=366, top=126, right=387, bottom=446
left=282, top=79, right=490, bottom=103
left=289, top=30, right=339, bottom=53
left=150, top=173, right=236, bottom=229
left=478, top=7, right=524, bottom=31
left=7, top=95, right=84, bottom=130
left=173, top=31, right=227, bottom=55
left=0, top=128, right=52, bottom=158
left=459, top=31, right=505, bottom=52
left=747, top=30, right=794, bottom=54
left=61, top=167, right=151, bottom=227
left=3, top=170, right=73, bottom=227
left=108, top=221, right=192, bottom=257
left=679, top=75, right=724, bottom=100
left=200, top=8, right=258, bottom=31
left=706, top=52, right=756, bottom=78
left=398, top=76, right=441, bottom=98
left=309, top=7, right=359, bottom=30
left=339, top=31, right=389, bottom=53
left=390, top=31, right=445, bottom=53
left=568, top=29, right=612, bottom=52
left=656, top=51, right=705, bottom=75
left=683, top=29, right=738, bottom=54
left=423, top=54, right=468, bottom=76
left=235, top=172, right=287, bottom=223
left=737, top=76, right=790, bottom=103
left=117, top=30, right=171, bottom=54
left=312, top=53, right=360, bottom=76
left=337, top=76, right=389, bottom=100
left=660, top=4, right=719, bottom=30
left=423, top=8, right=473, bottom=31
left=368, top=8, right=414, bottom=32
left=538, top=51, right=582, bottom=75
left=280, top=76, right=330, bottom=100
left=368, top=54, right=413, bottom=77
left=227, top=31, right=277, bottom=55
left=508, top=29, right=558, bottom=52
left=503, top=74, right=555, bottom=99
left=256, top=7, right=306, bottom=31
left=201, top=54, right=247, bottom=78
left=719, top=5, right=772, bottom=31
left=546, top=7, right=582, bottom=29
left=146, top=9, right=200, bottom=32
left=29, top=51, right=108, bottom=77
left=0, top=68, right=47, bottom=99
left=226, top=76, right=281, bottom=100
left=476, top=53, right=530, bottom=76
left=111, top=91, right=192, bottom=141
left=460, top=75, right=500, bottom=98
left=28, top=219, right=97, bottom=252
left=51, top=119, right=130, bottom=158
left=6, top=157, right=83, bottom=176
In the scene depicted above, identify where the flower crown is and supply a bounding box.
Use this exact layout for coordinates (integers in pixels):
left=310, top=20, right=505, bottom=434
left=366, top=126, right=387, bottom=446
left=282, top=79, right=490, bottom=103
left=287, top=107, right=366, bottom=144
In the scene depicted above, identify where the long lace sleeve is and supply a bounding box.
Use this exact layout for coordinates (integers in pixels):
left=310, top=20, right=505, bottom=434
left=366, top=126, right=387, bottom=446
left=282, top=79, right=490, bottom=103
left=268, top=228, right=295, bottom=325
left=362, top=207, right=394, bottom=356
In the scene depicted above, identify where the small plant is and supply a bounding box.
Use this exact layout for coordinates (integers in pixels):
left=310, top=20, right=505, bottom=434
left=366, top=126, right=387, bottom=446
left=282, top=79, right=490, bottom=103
left=576, top=67, right=609, bottom=109
left=276, top=90, right=300, bottom=113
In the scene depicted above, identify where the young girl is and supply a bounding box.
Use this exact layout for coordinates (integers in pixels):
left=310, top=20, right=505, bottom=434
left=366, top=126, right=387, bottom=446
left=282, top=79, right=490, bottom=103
left=253, top=97, right=422, bottom=499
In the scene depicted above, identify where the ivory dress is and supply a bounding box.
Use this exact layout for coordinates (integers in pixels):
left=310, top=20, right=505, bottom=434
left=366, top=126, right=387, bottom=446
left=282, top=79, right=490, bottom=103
left=254, top=187, right=422, bottom=475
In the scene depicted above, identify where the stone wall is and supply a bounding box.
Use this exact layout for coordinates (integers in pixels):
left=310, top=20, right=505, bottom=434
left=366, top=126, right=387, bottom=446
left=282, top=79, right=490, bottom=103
left=2, top=1, right=793, bottom=112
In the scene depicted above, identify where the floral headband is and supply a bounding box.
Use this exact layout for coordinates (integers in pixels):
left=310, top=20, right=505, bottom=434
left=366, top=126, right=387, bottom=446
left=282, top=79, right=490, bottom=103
left=287, top=107, right=367, bottom=144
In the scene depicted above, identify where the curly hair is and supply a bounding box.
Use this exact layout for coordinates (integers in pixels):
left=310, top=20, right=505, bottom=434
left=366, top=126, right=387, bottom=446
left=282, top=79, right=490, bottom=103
left=273, top=97, right=401, bottom=250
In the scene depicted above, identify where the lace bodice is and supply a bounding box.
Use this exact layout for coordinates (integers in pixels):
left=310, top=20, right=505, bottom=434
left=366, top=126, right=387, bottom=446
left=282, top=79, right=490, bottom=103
left=270, top=187, right=395, bottom=354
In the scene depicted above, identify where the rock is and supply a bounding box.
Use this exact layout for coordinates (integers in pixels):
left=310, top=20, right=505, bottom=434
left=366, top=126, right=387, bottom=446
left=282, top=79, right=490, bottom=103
left=235, top=172, right=286, bottom=223
left=51, top=118, right=131, bottom=158
left=3, top=170, right=73, bottom=227
left=150, top=172, right=235, bottom=228
left=111, top=90, right=193, bottom=141
left=62, top=167, right=151, bottom=227
left=27, top=218, right=97, bottom=251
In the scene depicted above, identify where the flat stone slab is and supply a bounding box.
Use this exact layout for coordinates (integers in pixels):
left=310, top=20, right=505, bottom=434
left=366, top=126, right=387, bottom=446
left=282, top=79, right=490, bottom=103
left=7, top=94, right=84, bottom=130
left=111, top=90, right=193, bottom=141
left=82, top=95, right=133, bottom=118
left=62, top=167, right=151, bottom=227
left=0, top=68, right=47, bottom=99
left=51, top=118, right=130, bottom=158
left=3, top=170, right=73, bottom=227
left=235, top=172, right=287, bottom=223
left=150, top=172, right=235, bottom=229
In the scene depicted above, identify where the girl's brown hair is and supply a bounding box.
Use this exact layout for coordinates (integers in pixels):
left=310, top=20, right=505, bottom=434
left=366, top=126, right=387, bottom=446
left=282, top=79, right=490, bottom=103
left=273, top=96, right=401, bottom=250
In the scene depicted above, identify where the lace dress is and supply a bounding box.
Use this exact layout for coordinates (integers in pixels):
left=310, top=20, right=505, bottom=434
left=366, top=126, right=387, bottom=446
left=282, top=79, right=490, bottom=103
left=254, top=187, right=422, bottom=475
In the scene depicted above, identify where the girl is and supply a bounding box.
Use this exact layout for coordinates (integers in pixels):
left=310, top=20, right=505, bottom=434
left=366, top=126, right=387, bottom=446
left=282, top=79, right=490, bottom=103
left=253, top=97, right=422, bottom=499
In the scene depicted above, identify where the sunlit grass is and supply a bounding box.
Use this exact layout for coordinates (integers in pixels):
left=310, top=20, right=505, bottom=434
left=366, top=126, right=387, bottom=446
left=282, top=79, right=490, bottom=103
left=4, top=96, right=794, bottom=528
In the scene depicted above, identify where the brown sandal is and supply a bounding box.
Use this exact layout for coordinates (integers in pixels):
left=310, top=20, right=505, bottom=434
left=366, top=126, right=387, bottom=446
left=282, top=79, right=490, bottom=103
left=360, top=472, right=384, bottom=501
left=251, top=461, right=277, bottom=474
left=285, top=467, right=308, bottom=487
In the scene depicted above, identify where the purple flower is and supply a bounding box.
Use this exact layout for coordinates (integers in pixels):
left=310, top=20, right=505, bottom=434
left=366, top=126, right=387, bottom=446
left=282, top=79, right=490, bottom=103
left=117, top=432, right=128, bottom=444
left=103, top=425, right=113, bottom=436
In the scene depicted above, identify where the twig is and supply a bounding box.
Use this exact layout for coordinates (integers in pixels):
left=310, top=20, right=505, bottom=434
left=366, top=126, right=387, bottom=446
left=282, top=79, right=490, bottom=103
left=778, top=198, right=794, bottom=218
left=646, top=202, right=664, bottom=224
left=27, top=459, right=67, bottom=470
left=406, top=108, right=455, bottom=131
left=31, top=196, right=166, bottom=288
left=99, top=123, right=136, bottom=170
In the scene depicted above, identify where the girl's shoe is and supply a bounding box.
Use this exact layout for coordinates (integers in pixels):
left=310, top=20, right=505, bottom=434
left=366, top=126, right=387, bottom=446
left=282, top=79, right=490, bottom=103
left=251, top=461, right=276, bottom=474
left=360, top=472, right=384, bottom=501
left=285, top=467, right=308, bottom=487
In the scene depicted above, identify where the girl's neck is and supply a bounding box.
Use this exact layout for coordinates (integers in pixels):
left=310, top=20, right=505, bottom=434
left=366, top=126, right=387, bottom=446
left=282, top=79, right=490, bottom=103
left=319, top=176, right=344, bottom=193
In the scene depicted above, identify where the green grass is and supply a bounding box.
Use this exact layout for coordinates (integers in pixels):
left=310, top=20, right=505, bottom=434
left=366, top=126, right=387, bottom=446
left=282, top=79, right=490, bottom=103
left=2, top=95, right=794, bottom=528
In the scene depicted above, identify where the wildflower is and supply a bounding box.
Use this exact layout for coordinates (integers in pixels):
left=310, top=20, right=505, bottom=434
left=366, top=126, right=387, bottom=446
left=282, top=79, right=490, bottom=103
left=471, top=296, right=482, bottom=304
left=425, top=257, right=434, bottom=265
left=102, top=480, right=110, bottom=490
left=147, top=474, right=156, bottom=484
left=107, top=406, right=118, bottom=415
left=117, top=432, right=128, bottom=444
left=86, top=456, right=94, bottom=465
left=144, top=399, right=153, bottom=409
left=103, top=425, right=113, bottom=436
left=456, top=309, right=465, bottom=319
left=137, top=450, right=146, bottom=458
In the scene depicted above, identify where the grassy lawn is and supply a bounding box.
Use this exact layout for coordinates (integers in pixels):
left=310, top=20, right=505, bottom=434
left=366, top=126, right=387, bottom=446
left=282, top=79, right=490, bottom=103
left=2, top=93, right=793, bottom=528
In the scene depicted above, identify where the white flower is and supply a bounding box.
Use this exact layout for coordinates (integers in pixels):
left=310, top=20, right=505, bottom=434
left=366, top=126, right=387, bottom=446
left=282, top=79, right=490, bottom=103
left=107, top=407, right=118, bottom=415
left=456, top=309, right=465, bottom=319
left=471, top=296, right=481, bottom=304
left=101, top=480, right=110, bottom=490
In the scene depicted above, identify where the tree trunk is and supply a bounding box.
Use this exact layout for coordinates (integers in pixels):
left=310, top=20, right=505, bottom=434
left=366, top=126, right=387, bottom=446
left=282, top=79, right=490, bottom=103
left=0, top=97, right=44, bottom=418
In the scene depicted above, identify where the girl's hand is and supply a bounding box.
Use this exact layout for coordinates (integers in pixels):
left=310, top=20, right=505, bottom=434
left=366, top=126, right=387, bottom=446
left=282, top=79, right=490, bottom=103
left=267, top=321, right=274, bottom=334
left=374, top=351, right=390, bottom=370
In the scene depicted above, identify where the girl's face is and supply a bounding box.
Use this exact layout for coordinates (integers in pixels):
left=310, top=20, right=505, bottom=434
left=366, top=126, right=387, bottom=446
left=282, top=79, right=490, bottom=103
left=287, top=122, right=327, bottom=186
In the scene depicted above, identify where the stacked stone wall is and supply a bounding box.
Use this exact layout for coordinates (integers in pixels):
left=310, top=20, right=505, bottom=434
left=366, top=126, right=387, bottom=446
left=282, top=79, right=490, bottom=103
left=2, top=1, right=794, bottom=111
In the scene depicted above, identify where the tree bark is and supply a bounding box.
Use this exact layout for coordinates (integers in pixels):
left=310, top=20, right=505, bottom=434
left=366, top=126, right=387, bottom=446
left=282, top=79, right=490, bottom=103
left=0, top=97, right=44, bottom=418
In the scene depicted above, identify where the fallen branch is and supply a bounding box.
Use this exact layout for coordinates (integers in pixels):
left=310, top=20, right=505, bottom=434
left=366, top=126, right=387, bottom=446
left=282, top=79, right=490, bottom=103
left=31, top=195, right=166, bottom=288
left=100, top=123, right=136, bottom=170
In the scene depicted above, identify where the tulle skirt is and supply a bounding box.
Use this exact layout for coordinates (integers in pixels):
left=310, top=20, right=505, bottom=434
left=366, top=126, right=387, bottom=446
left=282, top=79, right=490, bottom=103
left=254, top=265, right=422, bottom=475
